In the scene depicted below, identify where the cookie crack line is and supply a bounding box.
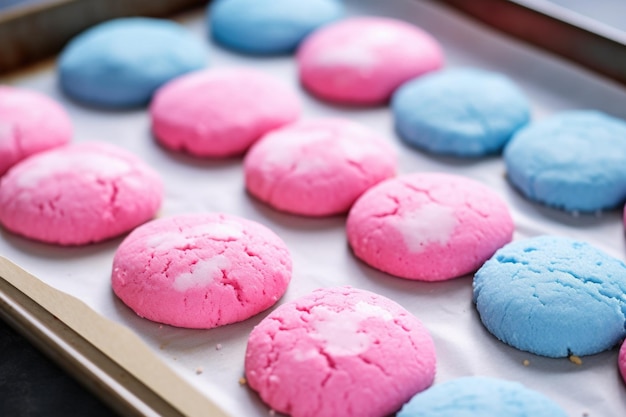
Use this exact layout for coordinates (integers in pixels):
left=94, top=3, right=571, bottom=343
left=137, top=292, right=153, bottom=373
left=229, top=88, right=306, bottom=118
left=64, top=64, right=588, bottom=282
left=371, top=193, right=401, bottom=218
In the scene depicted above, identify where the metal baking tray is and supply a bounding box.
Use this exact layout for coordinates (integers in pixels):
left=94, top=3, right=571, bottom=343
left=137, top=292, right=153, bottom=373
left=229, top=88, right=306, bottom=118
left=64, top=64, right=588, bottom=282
left=1, top=0, right=626, bottom=416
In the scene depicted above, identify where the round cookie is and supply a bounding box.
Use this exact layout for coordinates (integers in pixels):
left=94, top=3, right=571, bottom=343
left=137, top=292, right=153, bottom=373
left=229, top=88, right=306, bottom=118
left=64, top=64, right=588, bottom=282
left=398, top=376, right=568, bottom=417
left=617, top=340, right=626, bottom=383
left=210, top=0, right=344, bottom=55
left=112, top=213, right=292, bottom=329
left=392, top=68, right=531, bottom=157
left=473, top=235, right=626, bottom=357
left=346, top=172, right=514, bottom=281
left=150, top=68, right=301, bottom=157
left=0, top=86, right=72, bottom=176
left=0, top=142, right=163, bottom=245
left=297, top=17, right=444, bottom=105
left=504, top=110, right=626, bottom=212
left=245, top=286, right=436, bottom=417
left=59, top=18, right=206, bottom=108
left=244, top=118, right=397, bottom=216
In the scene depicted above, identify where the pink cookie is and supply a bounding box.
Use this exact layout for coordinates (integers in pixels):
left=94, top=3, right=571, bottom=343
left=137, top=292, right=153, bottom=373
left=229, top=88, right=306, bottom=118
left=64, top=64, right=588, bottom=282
left=347, top=172, right=514, bottom=281
left=245, top=286, right=436, bottom=417
left=150, top=68, right=301, bottom=157
left=297, top=17, right=443, bottom=105
left=244, top=118, right=397, bottom=216
left=617, top=340, right=626, bottom=382
left=111, top=213, right=292, bottom=329
left=0, top=142, right=162, bottom=245
left=0, top=86, right=72, bottom=176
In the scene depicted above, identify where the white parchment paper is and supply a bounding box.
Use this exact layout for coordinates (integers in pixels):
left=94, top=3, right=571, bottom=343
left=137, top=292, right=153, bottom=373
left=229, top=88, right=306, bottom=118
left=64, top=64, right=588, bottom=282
left=2, top=0, right=626, bottom=415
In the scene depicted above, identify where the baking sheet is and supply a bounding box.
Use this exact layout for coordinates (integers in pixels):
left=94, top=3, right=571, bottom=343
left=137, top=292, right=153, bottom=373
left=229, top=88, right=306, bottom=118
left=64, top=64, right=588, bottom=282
left=2, top=0, right=626, bottom=415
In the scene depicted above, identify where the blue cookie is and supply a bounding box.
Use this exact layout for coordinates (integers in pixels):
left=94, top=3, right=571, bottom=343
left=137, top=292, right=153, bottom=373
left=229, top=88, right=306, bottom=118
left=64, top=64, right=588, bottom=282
left=474, top=235, right=626, bottom=358
left=391, top=68, right=530, bottom=157
left=209, top=0, right=344, bottom=55
left=398, top=376, right=567, bottom=417
left=59, top=18, right=206, bottom=108
left=504, top=110, right=626, bottom=212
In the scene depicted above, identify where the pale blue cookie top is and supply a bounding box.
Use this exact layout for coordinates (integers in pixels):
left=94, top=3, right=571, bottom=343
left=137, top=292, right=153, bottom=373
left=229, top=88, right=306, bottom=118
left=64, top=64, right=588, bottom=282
left=58, top=18, right=207, bottom=108
left=391, top=68, right=530, bottom=157
left=473, top=235, right=626, bottom=358
left=504, top=110, right=626, bottom=212
left=209, top=0, right=344, bottom=54
left=398, top=376, right=567, bottom=417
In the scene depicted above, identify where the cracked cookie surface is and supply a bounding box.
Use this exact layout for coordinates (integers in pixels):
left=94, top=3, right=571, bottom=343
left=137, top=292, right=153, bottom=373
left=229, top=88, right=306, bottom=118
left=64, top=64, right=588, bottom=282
left=244, top=118, right=396, bottom=216
left=0, top=142, right=162, bottom=245
left=112, top=212, right=292, bottom=329
left=473, top=235, right=626, bottom=357
left=504, top=110, right=626, bottom=212
left=392, top=68, right=530, bottom=157
left=245, top=286, right=436, bottom=417
left=347, top=172, right=514, bottom=281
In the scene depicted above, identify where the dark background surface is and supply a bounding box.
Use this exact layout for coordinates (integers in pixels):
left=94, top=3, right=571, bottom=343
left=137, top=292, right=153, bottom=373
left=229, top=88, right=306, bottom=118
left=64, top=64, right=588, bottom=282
left=0, top=320, right=118, bottom=416
left=0, top=0, right=625, bottom=416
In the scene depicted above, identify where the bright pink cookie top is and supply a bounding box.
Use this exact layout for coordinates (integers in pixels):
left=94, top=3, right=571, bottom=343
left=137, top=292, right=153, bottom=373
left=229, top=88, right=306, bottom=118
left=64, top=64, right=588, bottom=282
left=347, top=172, right=514, bottom=281
left=112, top=213, right=292, bottom=329
left=617, top=340, right=626, bottom=383
left=150, top=68, right=301, bottom=157
left=245, top=286, right=436, bottom=417
left=244, top=118, right=397, bottom=216
left=297, top=17, right=444, bottom=105
left=0, top=86, right=72, bottom=176
left=0, top=142, right=163, bottom=245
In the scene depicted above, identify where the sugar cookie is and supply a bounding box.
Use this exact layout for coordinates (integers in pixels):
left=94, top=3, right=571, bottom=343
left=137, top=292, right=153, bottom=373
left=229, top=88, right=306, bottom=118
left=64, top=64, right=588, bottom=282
left=0, top=86, right=72, bottom=176
left=347, top=172, right=514, bottom=281
left=398, top=376, right=567, bottom=417
left=112, top=213, right=292, bottom=329
left=297, top=17, right=443, bottom=105
left=150, top=68, right=301, bottom=157
left=504, top=110, right=626, bottom=212
left=244, top=118, right=396, bottom=216
left=210, top=0, right=344, bottom=54
left=392, top=68, right=530, bottom=157
left=0, top=142, right=162, bottom=245
left=245, top=286, right=436, bottom=417
left=59, top=18, right=206, bottom=107
left=474, top=235, right=626, bottom=357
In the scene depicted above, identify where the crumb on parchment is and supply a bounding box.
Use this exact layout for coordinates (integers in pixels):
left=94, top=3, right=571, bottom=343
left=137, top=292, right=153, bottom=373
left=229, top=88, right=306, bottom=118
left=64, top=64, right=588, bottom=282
left=196, top=367, right=203, bottom=375
left=239, top=377, right=247, bottom=385
left=522, top=359, right=530, bottom=366
left=569, top=355, right=583, bottom=365
left=216, top=343, right=223, bottom=350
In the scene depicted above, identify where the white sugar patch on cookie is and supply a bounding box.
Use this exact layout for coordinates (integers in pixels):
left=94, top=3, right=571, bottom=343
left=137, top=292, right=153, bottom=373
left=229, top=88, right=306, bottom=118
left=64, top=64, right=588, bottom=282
left=173, top=255, right=230, bottom=292
left=311, top=301, right=393, bottom=356
left=261, top=130, right=331, bottom=169
left=392, top=203, right=458, bottom=253
left=315, top=47, right=376, bottom=68
left=0, top=122, right=13, bottom=142
left=17, top=153, right=131, bottom=188
left=354, top=300, right=393, bottom=320
left=338, top=136, right=382, bottom=161
left=147, top=222, right=244, bottom=250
